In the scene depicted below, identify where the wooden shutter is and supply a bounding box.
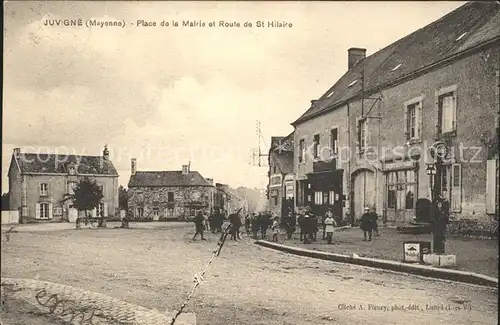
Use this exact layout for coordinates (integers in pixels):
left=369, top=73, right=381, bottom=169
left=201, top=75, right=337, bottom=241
left=48, top=203, right=53, bottom=219
left=35, top=203, right=41, bottom=219
left=403, top=105, right=409, bottom=140
left=486, top=160, right=497, bottom=214
left=103, top=203, right=108, bottom=217
left=417, top=102, right=423, bottom=139
left=450, top=164, right=462, bottom=212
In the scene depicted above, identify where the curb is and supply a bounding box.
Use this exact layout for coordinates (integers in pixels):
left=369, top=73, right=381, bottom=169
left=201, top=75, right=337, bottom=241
left=255, top=240, right=498, bottom=288
left=0, top=278, right=196, bottom=325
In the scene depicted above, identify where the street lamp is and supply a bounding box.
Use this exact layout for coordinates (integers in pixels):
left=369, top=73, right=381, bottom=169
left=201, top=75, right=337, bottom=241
left=429, top=141, right=448, bottom=254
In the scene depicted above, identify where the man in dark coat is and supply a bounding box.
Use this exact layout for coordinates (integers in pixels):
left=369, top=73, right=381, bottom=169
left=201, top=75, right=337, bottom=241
left=229, top=212, right=242, bottom=240
left=260, top=213, right=269, bottom=240
left=252, top=213, right=260, bottom=238
left=244, top=214, right=251, bottom=235
left=360, top=207, right=373, bottom=241
left=193, top=211, right=206, bottom=240
left=285, top=211, right=295, bottom=239
left=298, top=213, right=305, bottom=242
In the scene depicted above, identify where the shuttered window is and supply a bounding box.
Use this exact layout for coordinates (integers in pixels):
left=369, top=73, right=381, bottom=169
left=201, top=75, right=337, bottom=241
left=299, top=139, right=305, bottom=163
left=486, top=159, right=498, bottom=215
left=438, top=92, right=456, bottom=134
left=35, top=203, right=52, bottom=219
left=314, top=191, right=322, bottom=205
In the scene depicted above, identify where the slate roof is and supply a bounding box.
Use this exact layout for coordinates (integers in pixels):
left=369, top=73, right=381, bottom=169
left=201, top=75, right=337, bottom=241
left=128, top=171, right=213, bottom=187
left=292, top=1, right=500, bottom=126
left=13, top=153, right=119, bottom=176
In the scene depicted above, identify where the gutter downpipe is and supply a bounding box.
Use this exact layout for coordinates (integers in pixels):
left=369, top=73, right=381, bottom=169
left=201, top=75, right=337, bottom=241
left=347, top=102, right=353, bottom=225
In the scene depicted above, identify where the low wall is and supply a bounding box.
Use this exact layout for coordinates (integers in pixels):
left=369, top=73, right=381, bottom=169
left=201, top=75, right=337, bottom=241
left=1, top=210, right=19, bottom=225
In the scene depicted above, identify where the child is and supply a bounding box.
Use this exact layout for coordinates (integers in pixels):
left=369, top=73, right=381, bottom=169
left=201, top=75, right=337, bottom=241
left=324, top=210, right=336, bottom=244
left=271, top=217, right=280, bottom=242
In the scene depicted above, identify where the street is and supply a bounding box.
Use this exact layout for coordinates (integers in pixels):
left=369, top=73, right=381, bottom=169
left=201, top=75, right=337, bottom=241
left=1, top=223, right=498, bottom=325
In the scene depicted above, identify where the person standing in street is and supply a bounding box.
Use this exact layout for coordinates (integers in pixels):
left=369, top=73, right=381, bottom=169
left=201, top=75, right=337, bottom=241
left=298, top=212, right=305, bottom=242
left=193, top=211, right=206, bottom=240
left=303, top=208, right=312, bottom=244
left=324, top=209, right=336, bottom=244
left=245, top=214, right=251, bottom=235
left=360, top=207, right=373, bottom=241
left=260, top=213, right=269, bottom=240
left=252, top=213, right=260, bottom=238
left=271, top=217, right=280, bottom=242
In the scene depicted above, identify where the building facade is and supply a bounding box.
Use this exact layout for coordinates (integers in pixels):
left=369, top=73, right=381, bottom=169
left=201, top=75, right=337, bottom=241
left=8, top=146, right=119, bottom=223
left=127, top=160, right=215, bottom=220
left=267, top=134, right=294, bottom=217
left=291, top=2, right=499, bottom=225
left=214, top=183, right=248, bottom=217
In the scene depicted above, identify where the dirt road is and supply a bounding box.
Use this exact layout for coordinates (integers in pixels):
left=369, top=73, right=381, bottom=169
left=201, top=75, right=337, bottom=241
left=1, top=224, right=497, bottom=325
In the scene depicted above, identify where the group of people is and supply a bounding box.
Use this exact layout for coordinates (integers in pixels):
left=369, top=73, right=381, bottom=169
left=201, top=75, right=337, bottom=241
left=193, top=206, right=380, bottom=243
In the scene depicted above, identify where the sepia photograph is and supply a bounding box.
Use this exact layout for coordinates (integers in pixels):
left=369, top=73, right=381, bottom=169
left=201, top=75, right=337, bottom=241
left=1, top=1, right=499, bottom=324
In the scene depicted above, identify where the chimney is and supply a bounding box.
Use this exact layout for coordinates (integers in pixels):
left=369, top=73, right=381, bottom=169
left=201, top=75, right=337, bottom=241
left=13, top=148, right=21, bottom=156
left=205, top=178, right=214, bottom=185
left=103, top=145, right=110, bottom=160
left=182, top=164, right=189, bottom=175
left=131, top=158, right=137, bottom=175
left=348, top=47, right=366, bottom=70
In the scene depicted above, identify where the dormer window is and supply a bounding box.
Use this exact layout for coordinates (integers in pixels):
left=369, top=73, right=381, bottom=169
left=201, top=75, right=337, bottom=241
left=348, top=80, right=358, bottom=88
left=326, top=90, right=335, bottom=98
left=455, top=32, right=467, bottom=42
left=391, top=63, right=403, bottom=71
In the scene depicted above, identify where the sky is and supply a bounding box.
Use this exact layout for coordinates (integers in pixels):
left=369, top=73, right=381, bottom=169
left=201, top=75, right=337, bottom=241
left=2, top=1, right=466, bottom=192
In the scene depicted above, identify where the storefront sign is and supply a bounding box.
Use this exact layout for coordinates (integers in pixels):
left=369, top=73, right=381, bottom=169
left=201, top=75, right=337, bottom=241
left=384, top=160, right=416, bottom=171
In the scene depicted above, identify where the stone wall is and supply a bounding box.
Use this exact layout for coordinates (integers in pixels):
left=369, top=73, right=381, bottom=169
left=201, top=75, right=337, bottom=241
left=127, top=186, right=215, bottom=220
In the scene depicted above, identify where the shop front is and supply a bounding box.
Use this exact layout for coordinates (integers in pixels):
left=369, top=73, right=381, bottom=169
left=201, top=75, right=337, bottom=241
left=304, top=160, right=344, bottom=218
left=383, top=159, right=419, bottom=225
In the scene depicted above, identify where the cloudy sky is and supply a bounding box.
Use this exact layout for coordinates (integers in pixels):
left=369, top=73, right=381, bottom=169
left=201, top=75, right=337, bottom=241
left=3, top=1, right=465, bottom=192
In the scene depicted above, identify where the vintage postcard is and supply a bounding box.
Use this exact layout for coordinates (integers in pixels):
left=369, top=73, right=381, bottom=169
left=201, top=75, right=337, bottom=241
left=2, top=1, right=498, bottom=325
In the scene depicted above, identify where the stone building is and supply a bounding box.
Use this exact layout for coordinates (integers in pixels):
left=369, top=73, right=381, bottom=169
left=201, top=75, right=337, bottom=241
left=267, top=133, right=294, bottom=217
left=127, top=159, right=215, bottom=220
left=214, top=183, right=248, bottom=217
left=7, top=146, right=119, bottom=223
left=291, top=2, right=499, bottom=225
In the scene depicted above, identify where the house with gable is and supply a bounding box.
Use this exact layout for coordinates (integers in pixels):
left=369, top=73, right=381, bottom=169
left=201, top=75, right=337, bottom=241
left=127, top=159, right=216, bottom=220
left=267, top=133, right=294, bottom=217
left=7, top=146, right=119, bottom=223
left=291, top=2, right=499, bottom=225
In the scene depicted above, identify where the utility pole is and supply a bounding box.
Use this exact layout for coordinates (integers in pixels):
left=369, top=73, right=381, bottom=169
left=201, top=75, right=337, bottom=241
left=430, top=141, right=448, bottom=254
left=250, top=120, right=269, bottom=167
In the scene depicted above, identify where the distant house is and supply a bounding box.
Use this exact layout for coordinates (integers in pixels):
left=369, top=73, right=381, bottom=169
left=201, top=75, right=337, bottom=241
left=7, top=146, right=119, bottom=223
left=214, top=183, right=248, bottom=217
left=267, top=133, right=294, bottom=217
left=127, top=159, right=215, bottom=220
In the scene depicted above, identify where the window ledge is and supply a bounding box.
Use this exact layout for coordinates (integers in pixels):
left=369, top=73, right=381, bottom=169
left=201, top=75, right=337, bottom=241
left=407, top=138, right=423, bottom=145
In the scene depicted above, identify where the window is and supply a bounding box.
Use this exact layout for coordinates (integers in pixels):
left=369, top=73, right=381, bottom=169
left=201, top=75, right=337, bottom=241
left=136, top=207, right=144, bottom=218
left=331, top=129, right=338, bottom=155
left=273, top=165, right=277, bottom=174
left=358, top=119, right=367, bottom=151
left=96, top=203, right=104, bottom=217
left=406, top=103, right=418, bottom=139
left=441, top=163, right=462, bottom=212
left=167, top=192, right=174, bottom=202
left=165, top=207, right=174, bottom=218
left=153, top=208, right=159, bottom=217
left=68, top=166, right=76, bottom=175
left=329, top=191, right=335, bottom=204
left=314, top=191, right=322, bottom=205
left=299, top=139, right=305, bottom=163
left=313, top=134, right=320, bottom=158
left=40, top=183, right=48, bottom=196
left=40, top=203, right=50, bottom=219
left=274, top=197, right=278, bottom=206
left=386, top=170, right=417, bottom=210
left=322, top=192, right=329, bottom=205
left=438, top=92, right=456, bottom=134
